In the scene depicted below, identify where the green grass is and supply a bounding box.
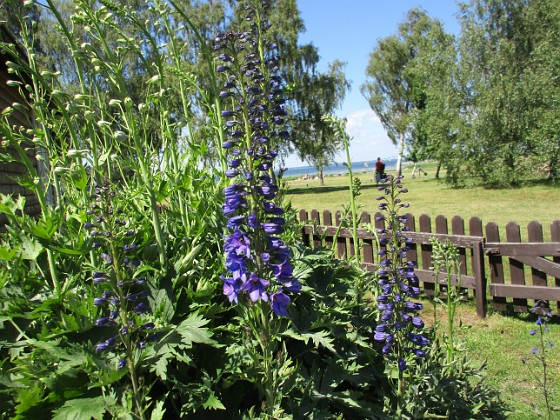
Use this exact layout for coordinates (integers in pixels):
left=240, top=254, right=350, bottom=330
left=421, top=301, right=560, bottom=419
left=285, top=162, right=560, bottom=239
left=286, top=164, right=560, bottom=418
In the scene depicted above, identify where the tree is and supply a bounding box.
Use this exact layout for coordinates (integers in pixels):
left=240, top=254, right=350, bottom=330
left=456, top=0, right=560, bottom=186
left=0, top=1, right=41, bottom=41
left=287, top=58, right=350, bottom=185
left=361, top=9, right=444, bottom=176
left=522, top=0, right=560, bottom=180
left=409, top=13, right=463, bottom=182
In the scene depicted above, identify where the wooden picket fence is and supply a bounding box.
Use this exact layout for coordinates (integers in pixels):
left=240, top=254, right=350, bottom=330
left=298, top=209, right=560, bottom=318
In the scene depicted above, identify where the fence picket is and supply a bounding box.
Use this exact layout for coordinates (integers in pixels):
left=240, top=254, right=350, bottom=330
left=506, top=222, right=528, bottom=312
left=323, top=210, right=334, bottom=250
left=299, top=209, right=310, bottom=247
left=310, top=209, right=321, bottom=249
left=361, top=212, right=374, bottom=267
left=486, top=222, right=506, bottom=311
left=405, top=213, right=417, bottom=271
left=419, top=214, right=434, bottom=295
left=528, top=221, right=548, bottom=290
left=470, top=217, right=487, bottom=314
left=335, top=211, right=346, bottom=259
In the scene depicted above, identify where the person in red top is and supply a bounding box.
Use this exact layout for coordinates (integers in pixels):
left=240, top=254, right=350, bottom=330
left=375, top=157, right=385, bottom=183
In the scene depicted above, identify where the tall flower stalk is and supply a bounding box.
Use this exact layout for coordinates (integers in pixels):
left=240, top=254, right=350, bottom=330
left=373, top=175, right=429, bottom=417
left=523, top=300, right=556, bottom=420
left=86, top=183, right=157, bottom=420
left=215, top=1, right=300, bottom=415
left=322, top=116, right=361, bottom=266
left=430, top=238, right=462, bottom=363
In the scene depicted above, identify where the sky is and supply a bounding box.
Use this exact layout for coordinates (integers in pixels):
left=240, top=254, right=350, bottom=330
left=283, top=0, right=463, bottom=168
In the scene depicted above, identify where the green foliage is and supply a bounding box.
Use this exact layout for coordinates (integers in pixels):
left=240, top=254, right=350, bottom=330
left=282, top=246, right=385, bottom=418
left=398, top=337, right=507, bottom=419
left=0, top=0, right=511, bottom=418
left=361, top=9, right=446, bottom=175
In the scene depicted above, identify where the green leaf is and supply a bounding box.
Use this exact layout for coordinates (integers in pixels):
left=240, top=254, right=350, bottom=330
left=281, top=329, right=337, bottom=354
left=153, top=351, right=171, bottom=381
left=202, top=392, right=226, bottom=410
left=0, top=244, right=19, bottom=261
left=20, top=237, right=43, bottom=260
left=51, top=396, right=107, bottom=420
left=172, top=313, right=216, bottom=347
left=173, top=240, right=203, bottom=276
left=48, top=245, right=85, bottom=256
left=29, top=217, right=59, bottom=241
left=150, top=400, right=166, bottom=420
left=14, top=384, right=45, bottom=416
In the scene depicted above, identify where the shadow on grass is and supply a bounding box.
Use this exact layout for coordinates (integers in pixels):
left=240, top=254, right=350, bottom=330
left=288, top=183, right=381, bottom=196
left=488, top=305, right=560, bottom=325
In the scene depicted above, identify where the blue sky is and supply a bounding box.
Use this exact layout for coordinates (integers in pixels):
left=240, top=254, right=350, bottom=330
left=284, top=0, right=462, bottom=168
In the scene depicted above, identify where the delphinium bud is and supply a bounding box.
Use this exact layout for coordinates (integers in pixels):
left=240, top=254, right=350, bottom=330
left=215, top=0, right=300, bottom=316
left=85, top=183, right=157, bottom=368
left=374, top=175, right=428, bottom=371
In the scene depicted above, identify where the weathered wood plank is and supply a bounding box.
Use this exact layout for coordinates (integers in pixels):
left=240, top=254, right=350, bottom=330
left=510, top=256, right=560, bottom=279
left=361, top=211, right=374, bottom=265
left=299, top=209, right=310, bottom=247
left=310, top=209, right=321, bottom=249
left=506, top=222, right=528, bottom=312
left=485, top=242, right=560, bottom=257
left=335, top=211, right=346, bottom=259
left=486, top=222, right=506, bottom=311
left=490, top=284, right=560, bottom=301
left=323, top=210, right=334, bottom=250
left=419, top=214, right=434, bottom=295
left=301, top=225, right=483, bottom=247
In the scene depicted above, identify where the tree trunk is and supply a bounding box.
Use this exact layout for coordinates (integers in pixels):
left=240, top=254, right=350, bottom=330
left=435, top=163, right=441, bottom=179
left=319, top=167, right=324, bottom=186
left=396, top=132, right=405, bottom=176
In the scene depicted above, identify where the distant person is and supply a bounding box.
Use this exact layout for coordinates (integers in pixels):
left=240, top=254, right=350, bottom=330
left=375, top=157, right=385, bottom=183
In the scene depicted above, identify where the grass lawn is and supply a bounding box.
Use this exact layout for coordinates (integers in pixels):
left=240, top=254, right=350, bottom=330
left=285, top=164, right=560, bottom=418
left=285, top=162, right=560, bottom=239
left=422, top=301, right=560, bottom=419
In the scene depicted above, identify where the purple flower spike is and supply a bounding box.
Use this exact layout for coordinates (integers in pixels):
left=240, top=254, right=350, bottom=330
left=374, top=175, right=429, bottom=371
left=216, top=12, right=299, bottom=317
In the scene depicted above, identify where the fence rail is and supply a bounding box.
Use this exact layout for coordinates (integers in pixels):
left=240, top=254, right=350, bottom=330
left=298, top=209, right=560, bottom=318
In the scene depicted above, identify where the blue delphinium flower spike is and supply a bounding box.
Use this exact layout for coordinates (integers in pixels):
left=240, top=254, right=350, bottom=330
left=374, top=175, right=429, bottom=370
left=215, top=10, right=300, bottom=316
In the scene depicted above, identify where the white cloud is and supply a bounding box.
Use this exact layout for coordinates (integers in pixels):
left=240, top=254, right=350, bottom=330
left=338, top=108, right=398, bottom=161
left=283, top=108, right=398, bottom=168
